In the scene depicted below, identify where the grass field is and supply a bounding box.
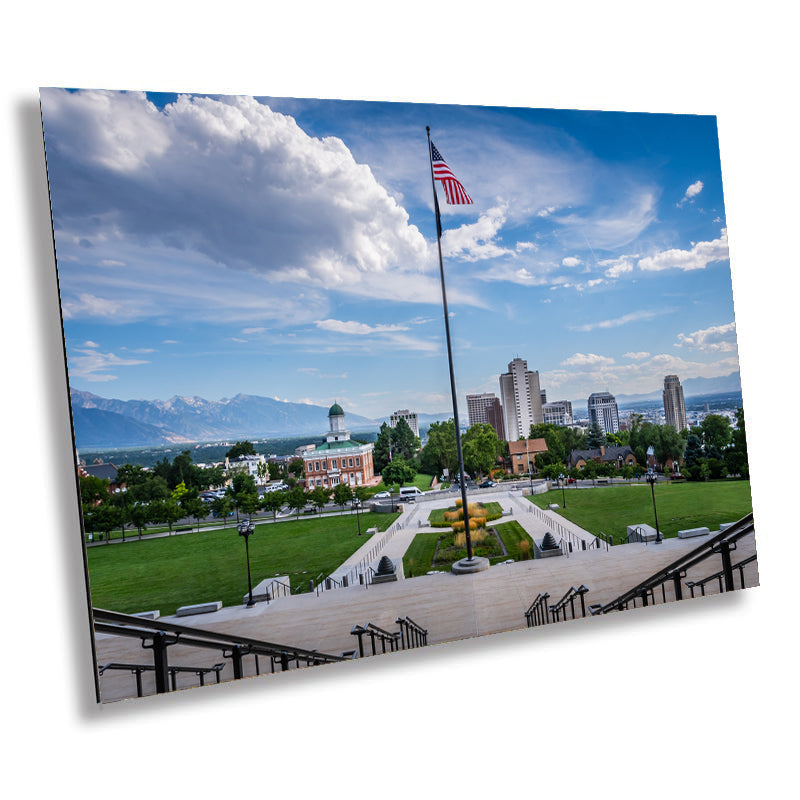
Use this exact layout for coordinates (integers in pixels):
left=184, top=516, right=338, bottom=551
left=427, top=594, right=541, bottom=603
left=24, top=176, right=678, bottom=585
left=402, top=519, right=535, bottom=575
left=87, top=511, right=399, bottom=615
left=528, top=480, right=753, bottom=540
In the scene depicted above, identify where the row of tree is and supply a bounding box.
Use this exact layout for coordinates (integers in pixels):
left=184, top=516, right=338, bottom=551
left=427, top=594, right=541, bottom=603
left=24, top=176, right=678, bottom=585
left=80, top=448, right=377, bottom=541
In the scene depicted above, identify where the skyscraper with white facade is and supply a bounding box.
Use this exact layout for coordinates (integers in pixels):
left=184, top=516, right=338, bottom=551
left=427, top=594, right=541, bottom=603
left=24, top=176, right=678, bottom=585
left=499, top=358, right=543, bottom=441
left=663, top=375, right=687, bottom=432
left=389, top=409, right=419, bottom=438
left=542, top=400, right=574, bottom=427
left=588, top=392, right=620, bottom=435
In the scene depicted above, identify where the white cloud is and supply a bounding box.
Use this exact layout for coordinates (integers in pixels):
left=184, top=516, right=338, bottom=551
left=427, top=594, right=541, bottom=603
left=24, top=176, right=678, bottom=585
left=624, top=351, right=650, bottom=360
left=675, top=322, right=738, bottom=352
left=68, top=346, right=149, bottom=381
left=562, top=256, right=582, bottom=268
left=638, top=229, right=729, bottom=272
left=40, top=90, right=485, bottom=313
left=678, top=180, right=704, bottom=206
left=441, top=206, right=513, bottom=262
left=315, top=319, right=409, bottom=335
left=571, top=308, right=671, bottom=332
left=561, top=352, right=616, bottom=368
left=599, top=255, right=637, bottom=279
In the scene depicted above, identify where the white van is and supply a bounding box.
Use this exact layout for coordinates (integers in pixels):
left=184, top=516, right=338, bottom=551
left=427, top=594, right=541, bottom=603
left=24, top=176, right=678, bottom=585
left=399, top=486, right=423, bottom=502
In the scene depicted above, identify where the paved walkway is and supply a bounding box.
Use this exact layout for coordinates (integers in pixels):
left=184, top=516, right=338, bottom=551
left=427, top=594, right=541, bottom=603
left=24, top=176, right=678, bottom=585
left=94, top=530, right=759, bottom=702
left=321, top=487, right=597, bottom=587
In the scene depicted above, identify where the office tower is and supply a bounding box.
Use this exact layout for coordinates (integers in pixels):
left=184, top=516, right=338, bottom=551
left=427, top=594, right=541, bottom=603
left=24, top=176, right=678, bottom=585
left=542, top=400, right=574, bottom=427
left=466, top=393, right=497, bottom=427
left=389, top=409, right=419, bottom=438
left=588, top=392, right=620, bottom=435
left=663, top=375, right=687, bottom=432
left=485, top=397, right=505, bottom=440
left=499, top=358, right=543, bottom=441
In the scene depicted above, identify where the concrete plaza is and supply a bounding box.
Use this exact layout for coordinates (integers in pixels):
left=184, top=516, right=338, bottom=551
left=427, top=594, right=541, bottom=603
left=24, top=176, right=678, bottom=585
left=94, top=487, right=759, bottom=702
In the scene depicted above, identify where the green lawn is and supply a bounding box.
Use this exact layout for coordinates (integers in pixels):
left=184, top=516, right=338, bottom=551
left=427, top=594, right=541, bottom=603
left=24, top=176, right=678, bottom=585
left=372, top=473, right=435, bottom=494
left=87, top=511, right=399, bottom=616
left=528, top=480, right=753, bottom=541
left=402, top=519, right=535, bottom=575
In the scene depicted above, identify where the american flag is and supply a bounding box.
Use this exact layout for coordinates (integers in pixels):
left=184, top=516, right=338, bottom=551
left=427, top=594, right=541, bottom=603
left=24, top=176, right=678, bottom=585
left=431, top=141, right=473, bottom=205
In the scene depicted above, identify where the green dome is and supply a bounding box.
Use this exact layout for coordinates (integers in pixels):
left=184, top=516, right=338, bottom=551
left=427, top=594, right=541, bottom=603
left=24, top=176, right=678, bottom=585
left=328, top=402, right=345, bottom=417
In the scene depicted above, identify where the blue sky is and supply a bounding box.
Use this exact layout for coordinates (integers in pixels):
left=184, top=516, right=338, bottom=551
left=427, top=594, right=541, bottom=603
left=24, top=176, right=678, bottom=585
left=41, top=89, right=738, bottom=419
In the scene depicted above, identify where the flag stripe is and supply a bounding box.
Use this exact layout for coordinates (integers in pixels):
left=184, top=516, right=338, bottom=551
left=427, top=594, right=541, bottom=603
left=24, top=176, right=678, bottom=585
left=430, top=141, right=472, bottom=205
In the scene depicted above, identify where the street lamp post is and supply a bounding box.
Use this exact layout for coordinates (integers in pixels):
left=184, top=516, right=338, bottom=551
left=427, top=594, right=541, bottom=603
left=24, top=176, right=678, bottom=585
left=352, top=492, right=362, bottom=536
left=237, top=519, right=257, bottom=606
left=646, top=470, right=662, bottom=543
left=558, top=473, right=567, bottom=508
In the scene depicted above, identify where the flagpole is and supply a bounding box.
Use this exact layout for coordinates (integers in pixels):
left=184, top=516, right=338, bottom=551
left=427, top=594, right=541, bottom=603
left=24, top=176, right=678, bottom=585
left=426, top=126, right=474, bottom=563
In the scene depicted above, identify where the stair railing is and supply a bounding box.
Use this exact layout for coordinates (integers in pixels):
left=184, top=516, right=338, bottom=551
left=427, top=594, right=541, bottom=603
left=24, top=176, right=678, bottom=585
left=93, top=608, right=347, bottom=698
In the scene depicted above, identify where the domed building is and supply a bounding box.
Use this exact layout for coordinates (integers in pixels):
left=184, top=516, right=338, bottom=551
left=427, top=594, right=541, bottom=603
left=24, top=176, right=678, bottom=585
left=302, top=403, right=375, bottom=489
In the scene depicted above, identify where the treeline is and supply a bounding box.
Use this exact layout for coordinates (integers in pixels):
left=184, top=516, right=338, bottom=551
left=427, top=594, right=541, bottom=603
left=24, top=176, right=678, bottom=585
left=79, top=447, right=372, bottom=541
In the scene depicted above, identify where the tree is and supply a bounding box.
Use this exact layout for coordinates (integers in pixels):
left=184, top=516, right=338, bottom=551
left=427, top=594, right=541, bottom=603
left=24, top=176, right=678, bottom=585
left=210, top=494, right=233, bottom=528
left=373, top=423, right=393, bottom=474
left=463, top=423, right=502, bottom=479
left=586, top=421, right=605, bottom=448
left=581, top=459, right=599, bottom=484
left=391, top=417, right=417, bottom=462
left=286, top=486, right=308, bottom=518
left=181, top=489, right=208, bottom=533
left=227, top=472, right=258, bottom=521
left=655, top=425, right=686, bottom=471
left=683, top=434, right=706, bottom=481
left=333, top=482, right=353, bottom=512
left=91, top=502, right=123, bottom=543
left=287, top=457, right=305, bottom=478
left=256, top=461, right=268, bottom=486
left=701, top=414, right=732, bottom=453
left=309, top=486, right=332, bottom=513
left=261, top=490, right=286, bottom=521
left=130, top=502, right=151, bottom=538
left=419, top=419, right=458, bottom=478
left=226, top=440, right=256, bottom=460
left=80, top=474, right=109, bottom=508
left=726, top=408, right=750, bottom=479
left=381, top=458, right=416, bottom=487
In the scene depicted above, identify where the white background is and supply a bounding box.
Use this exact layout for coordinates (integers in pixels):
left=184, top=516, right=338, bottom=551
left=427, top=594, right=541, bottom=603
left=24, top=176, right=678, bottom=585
left=2, top=3, right=796, bottom=796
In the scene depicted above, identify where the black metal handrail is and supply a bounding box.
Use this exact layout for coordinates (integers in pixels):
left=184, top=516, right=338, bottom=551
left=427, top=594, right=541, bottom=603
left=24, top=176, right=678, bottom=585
left=98, top=662, right=225, bottom=696
left=549, top=585, right=590, bottom=621
left=94, top=608, right=347, bottom=697
left=590, top=512, right=755, bottom=615
left=685, top=553, right=758, bottom=598
left=396, top=616, right=428, bottom=649
left=350, top=622, right=401, bottom=657
left=525, top=592, right=551, bottom=627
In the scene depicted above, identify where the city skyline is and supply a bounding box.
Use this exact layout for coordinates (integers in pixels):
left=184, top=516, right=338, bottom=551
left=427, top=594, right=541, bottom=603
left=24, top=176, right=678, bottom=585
left=42, top=90, right=740, bottom=420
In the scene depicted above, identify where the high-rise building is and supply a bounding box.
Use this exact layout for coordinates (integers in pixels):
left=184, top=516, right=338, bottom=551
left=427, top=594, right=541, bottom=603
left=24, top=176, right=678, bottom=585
left=499, top=358, right=543, bottom=441
left=485, top=398, right=506, bottom=440
left=588, top=392, right=620, bottom=435
left=663, top=375, right=687, bottom=432
left=389, top=409, right=419, bottom=438
left=466, top=393, right=505, bottom=439
left=466, top=393, right=496, bottom=426
left=542, top=400, right=574, bottom=427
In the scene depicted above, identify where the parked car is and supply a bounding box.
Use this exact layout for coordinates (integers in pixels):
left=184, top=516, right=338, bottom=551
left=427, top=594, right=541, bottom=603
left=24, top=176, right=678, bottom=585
left=479, top=480, right=497, bottom=488
left=373, top=491, right=391, bottom=499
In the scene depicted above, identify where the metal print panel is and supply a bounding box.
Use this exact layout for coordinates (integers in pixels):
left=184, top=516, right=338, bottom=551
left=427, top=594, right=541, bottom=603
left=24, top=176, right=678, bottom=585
left=39, top=89, right=757, bottom=703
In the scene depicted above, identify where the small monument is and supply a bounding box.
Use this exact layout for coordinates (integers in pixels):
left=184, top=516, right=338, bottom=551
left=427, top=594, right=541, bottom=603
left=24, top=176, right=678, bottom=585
left=371, top=555, right=404, bottom=584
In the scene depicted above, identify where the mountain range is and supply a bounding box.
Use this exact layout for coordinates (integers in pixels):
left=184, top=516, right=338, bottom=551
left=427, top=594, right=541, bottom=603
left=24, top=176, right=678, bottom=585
left=70, top=371, right=742, bottom=449
left=70, top=389, right=377, bottom=448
